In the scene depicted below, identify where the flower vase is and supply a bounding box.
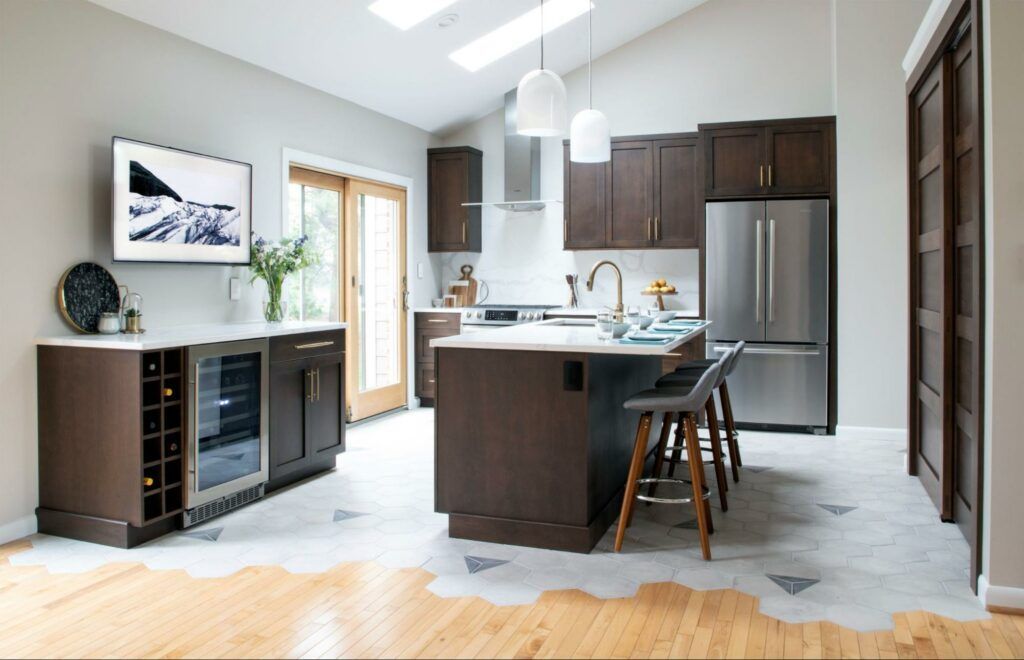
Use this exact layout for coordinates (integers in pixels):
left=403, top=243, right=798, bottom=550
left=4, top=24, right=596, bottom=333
left=263, top=277, right=286, bottom=323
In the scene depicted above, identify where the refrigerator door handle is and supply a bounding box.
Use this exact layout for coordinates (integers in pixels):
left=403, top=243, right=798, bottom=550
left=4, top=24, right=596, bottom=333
left=768, top=219, right=776, bottom=323
left=712, top=345, right=822, bottom=357
left=755, top=219, right=764, bottom=323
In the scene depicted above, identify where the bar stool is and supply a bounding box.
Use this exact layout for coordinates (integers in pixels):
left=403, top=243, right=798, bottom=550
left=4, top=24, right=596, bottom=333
left=652, top=347, right=736, bottom=512
left=614, top=363, right=722, bottom=559
left=662, top=341, right=746, bottom=483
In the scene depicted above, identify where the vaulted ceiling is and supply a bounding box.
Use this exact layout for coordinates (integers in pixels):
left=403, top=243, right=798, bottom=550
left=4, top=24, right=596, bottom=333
left=88, top=0, right=708, bottom=135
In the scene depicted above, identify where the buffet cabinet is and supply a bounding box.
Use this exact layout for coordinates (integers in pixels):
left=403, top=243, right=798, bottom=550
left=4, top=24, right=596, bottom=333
left=36, top=328, right=345, bottom=548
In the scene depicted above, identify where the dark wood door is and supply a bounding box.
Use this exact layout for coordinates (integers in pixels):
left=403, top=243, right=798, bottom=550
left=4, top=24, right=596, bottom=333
left=909, top=60, right=953, bottom=520
left=606, top=141, right=654, bottom=248
left=766, top=124, right=831, bottom=195
left=562, top=143, right=607, bottom=249
left=704, top=126, right=766, bottom=198
left=652, top=137, right=700, bottom=248
left=309, top=353, right=344, bottom=456
left=429, top=151, right=474, bottom=252
left=269, top=358, right=311, bottom=481
left=949, top=17, right=983, bottom=582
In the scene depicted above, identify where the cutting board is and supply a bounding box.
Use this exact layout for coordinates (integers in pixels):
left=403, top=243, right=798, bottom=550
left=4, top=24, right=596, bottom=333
left=458, top=264, right=478, bottom=306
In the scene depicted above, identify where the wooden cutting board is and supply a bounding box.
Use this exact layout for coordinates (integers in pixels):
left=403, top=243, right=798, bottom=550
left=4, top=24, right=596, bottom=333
left=458, top=264, right=478, bottom=306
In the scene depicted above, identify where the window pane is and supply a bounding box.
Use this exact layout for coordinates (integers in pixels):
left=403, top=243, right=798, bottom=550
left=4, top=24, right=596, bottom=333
left=284, top=183, right=339, bottom=322
left=357, top=193, right=399, bottom=391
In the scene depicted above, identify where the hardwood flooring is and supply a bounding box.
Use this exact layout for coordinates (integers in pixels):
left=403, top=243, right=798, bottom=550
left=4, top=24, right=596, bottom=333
left=1, top=540, right=1021, bottom=659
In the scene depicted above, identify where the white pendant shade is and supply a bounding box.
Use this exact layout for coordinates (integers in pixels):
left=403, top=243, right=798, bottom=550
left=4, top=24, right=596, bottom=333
left=516, top=68, right=567, bottom=137
left=570, top=109, right=610, bottom=162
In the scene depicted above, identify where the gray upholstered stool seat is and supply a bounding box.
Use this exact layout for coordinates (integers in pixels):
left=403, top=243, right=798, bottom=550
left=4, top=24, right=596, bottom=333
left=614, top=363, right=721, bottom=558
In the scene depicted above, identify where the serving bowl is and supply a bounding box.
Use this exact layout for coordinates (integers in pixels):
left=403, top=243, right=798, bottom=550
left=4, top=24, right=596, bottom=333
left=651, top=310, right=676, bottom=323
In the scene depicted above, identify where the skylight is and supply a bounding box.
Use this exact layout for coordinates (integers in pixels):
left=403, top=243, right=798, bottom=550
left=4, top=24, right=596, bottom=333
left=369, top=0, right=458, bottom=31
left=449, top=0, right=593, bottom=72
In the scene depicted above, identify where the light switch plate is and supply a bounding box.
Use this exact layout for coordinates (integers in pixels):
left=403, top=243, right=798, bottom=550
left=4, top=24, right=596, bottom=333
left=229, top=277, right=241, bottom=301
left=417, top=262, right=424, bottom=279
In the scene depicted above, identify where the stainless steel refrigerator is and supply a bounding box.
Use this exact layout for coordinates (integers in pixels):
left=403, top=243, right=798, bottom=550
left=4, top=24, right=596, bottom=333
left=705, top=200, right=829, bottom=432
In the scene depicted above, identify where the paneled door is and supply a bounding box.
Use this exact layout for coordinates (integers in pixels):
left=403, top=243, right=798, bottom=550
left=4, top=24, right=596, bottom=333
left=909, top=60, right=953, bottom=520
left=606, top=141, right=653, bottom=248
left=344, top=180, right=408, bottom=422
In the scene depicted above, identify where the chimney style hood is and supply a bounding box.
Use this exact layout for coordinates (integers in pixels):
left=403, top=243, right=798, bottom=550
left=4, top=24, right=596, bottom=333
left=461, top=89, right=559, bottom=213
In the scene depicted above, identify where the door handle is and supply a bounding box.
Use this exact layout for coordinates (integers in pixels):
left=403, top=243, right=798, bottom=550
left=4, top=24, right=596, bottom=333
left=647, top=217, right=652, bottom=241
left=563, top=218, right=568, bottom=243
left=315, top=368, right=321, bottom=402
left=755, top=220, right=764, bottom=323
left=713, top=345, right=822, bottom=357
left=295, top=340, right=334, bottom=350
left=427, top=319, right=449, bottom=324
left=768, top=164, right=774, bottom=187
left=768, top=219, right=776, bottom=323
left=759, top=165, right=764, bottom=188
left=462, top=221, right=467, bottom=244
left=401, top=275, right=409, bottom=312
left=307, top=370, right=315, bottom=402
left=655, top=216, right=661, bottom=241
left=191, top=363, right=200, bottom=480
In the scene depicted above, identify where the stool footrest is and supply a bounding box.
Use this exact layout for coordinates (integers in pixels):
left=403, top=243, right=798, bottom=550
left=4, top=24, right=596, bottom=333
left=634, top=477, right=710, bottom=505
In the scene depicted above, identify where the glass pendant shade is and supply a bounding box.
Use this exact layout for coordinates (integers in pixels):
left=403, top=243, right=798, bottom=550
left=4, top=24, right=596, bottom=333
left=516, top=68, right=567, bottom=137
left=570, top=109, right=610, bottom=162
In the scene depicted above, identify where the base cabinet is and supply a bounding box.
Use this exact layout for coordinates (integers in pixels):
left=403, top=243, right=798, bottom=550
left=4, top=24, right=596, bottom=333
left=414, top=312, right=460, bottom=406
left=268, top=337, right=345, bottom=489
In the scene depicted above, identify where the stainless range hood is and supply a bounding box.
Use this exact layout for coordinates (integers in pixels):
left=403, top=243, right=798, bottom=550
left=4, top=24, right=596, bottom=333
left=462, top=89, right=559, bottom=213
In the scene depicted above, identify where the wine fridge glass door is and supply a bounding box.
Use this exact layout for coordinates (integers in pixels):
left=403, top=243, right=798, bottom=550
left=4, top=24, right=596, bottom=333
left=187, top=339, right=269, bottom=509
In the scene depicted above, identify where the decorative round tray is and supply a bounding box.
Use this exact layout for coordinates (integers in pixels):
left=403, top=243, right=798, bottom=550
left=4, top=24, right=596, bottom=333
left=57, top=262, right=121, bottom=333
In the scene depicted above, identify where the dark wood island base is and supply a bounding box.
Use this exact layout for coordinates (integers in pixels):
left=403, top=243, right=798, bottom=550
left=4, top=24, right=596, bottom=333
left=434, top=347, right=665, bottom=553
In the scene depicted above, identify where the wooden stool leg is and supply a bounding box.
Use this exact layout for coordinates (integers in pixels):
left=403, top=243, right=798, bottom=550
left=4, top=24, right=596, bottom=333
left=683, top=413, right=712, bottom=560
left=705, top=398, right=729, bottom=512
left=720, top=381, right=743, bottom=471
left=666, top=413, right=682, bottom=478
left=614, top=412, right=653, bottom=552
left=647, top=412, right=674, bottom=500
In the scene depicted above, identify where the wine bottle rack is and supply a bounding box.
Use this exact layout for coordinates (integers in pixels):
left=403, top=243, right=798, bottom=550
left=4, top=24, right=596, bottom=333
left=141, top=348, right=184, bottom=523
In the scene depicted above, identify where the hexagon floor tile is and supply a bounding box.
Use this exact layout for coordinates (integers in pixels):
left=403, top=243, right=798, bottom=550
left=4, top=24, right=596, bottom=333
left=10, top=408, right=987, bottom=631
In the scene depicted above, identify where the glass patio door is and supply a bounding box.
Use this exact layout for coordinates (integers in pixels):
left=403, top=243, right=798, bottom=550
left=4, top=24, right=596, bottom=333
left=344, top=179, right=408, bottom=421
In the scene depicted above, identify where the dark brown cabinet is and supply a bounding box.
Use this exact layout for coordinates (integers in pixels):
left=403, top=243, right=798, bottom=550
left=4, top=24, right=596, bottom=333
left=268, top=334, right=345, bottom=488
left=428, top=146, right=482, bottom=252
left=414, top=312, right=461, bottom=405
left=562, top=133, right=701, bottom=250
left=701, top=118, right=833, bottom=198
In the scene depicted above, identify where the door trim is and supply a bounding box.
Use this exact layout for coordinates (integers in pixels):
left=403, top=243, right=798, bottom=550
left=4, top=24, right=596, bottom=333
left=281, top=148, right=417, bottom=412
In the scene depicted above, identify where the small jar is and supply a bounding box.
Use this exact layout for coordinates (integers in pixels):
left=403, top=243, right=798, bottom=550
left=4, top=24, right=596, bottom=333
left=97, top=312, right=120, bottom=334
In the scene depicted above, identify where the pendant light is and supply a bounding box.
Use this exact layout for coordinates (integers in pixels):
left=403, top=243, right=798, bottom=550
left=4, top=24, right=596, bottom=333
left=570, top=1, right=610, bottom=162
left=516, top=0, right=567, bottom=137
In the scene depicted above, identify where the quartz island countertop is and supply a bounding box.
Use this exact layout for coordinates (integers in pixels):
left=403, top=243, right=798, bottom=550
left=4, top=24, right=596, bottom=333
left=35, top=320, right=347, bottom=351
left=430, top=318, right=709, bottom=355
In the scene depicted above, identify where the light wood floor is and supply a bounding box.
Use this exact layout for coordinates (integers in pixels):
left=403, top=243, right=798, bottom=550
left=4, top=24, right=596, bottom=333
left=1, top=540, right=1022, bottom=659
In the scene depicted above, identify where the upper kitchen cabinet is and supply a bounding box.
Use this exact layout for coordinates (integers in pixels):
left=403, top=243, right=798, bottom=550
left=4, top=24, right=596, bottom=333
left=562, top=133, right=701, bottom=250
left=427, top=146, right=482, bottom=252
left=701, top=118, right=834, bottom=198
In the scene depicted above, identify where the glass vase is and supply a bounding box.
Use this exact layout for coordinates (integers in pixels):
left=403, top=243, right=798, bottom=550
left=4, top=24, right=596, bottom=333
left=263, top=276, right=286, bottom=323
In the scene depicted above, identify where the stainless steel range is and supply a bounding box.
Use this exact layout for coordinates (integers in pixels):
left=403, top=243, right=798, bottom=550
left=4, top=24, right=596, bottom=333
left=460, top=304, right=557, bottom=333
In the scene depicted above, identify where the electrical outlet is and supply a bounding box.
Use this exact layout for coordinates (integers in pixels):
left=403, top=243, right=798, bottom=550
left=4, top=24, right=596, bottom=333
left=229, top=277, right=241, bottom=301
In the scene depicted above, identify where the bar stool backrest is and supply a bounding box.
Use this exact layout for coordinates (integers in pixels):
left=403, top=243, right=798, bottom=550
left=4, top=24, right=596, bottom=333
left=711, top=346, right=735, bottom=389
left=725, top=341, right=746, bottom=378
left=683, top=362, right=722, bottom=412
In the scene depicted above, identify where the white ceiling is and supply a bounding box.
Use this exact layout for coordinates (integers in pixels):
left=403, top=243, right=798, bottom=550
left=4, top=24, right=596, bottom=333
left=87, top=0, right=708, bottom=135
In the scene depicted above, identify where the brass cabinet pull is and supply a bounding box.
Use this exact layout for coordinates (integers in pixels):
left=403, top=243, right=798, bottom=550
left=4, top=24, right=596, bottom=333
left=655, top=216, right=661, bottom=241
left=428, top=379, right=435, bottom=384
left=462, top=221, right=467, bottom=244
left=759, top=165, right=765, bottom=187
left=314, top=368, right=321, bottom=402
left=768, top=164, right=773, bottom=187
left=294, top=340, right=334, bottom=350
left=307, top=370, right=315, bottom=402
left=426, top=319, right=449, bottom=324
left=647, top=217, right=652, bottom=241
left=563, top=218, right=568, bottom=243
left=163, top=387, right=174, bottom=397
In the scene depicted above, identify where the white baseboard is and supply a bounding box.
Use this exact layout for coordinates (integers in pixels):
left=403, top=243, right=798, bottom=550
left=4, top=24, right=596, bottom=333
left=979, top=574, right=1024, bottom=612
left=0, top=515, right=37, bottom=545
left=834, top=425, right=908, bottom=442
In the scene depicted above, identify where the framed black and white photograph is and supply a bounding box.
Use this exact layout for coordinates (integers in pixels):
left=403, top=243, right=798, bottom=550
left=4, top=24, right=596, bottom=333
left=112, top=137, right=252, bottom=264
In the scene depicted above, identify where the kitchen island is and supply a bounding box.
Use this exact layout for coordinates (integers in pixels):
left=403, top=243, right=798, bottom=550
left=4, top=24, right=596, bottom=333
left=431, top=318, right=709, bottom=552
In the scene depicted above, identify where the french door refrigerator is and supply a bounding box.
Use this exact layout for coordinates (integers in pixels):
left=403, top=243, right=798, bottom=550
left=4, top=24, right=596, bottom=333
left=705, top=200, right=829, bottom=432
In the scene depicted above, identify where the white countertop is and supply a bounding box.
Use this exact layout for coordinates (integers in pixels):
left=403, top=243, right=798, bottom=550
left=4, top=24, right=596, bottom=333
left=413, top=308, right=465, bottom=314
left=545, top=307, right=700, bottom=319
left=430, top=318, right=709, bottom=355
left=36, top=321, right=347, bottom=351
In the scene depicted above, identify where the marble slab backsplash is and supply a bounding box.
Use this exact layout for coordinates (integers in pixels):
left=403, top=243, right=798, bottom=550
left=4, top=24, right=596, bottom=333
left=432, top=207, right=699, bottom=312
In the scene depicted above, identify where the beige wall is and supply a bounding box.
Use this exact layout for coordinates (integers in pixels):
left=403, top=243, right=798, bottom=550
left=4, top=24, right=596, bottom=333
left=437, top=0, right=834, bottom=313
left=834, top=0, right=929, bottom=429
left=0, top=0, right=436, bottom=539
left=982, top=0, right=1024, bottom=595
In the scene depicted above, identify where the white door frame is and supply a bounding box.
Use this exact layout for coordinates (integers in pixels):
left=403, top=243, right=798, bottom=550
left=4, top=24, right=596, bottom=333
left=281, top=147, right=418, bottom=411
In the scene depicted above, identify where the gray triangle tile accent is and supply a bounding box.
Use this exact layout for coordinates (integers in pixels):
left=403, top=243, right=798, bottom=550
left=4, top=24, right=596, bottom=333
left=182, top=527, right=223, bottom=542
left=817, top=504, right=858, bottom=516
left=743, top=465, right=772, bottom=473
left=464, top=555, right=509, bottom=574
left=334, top=509, right=368, bottom=522
left=766, top=573, right=820, bottom=595
left=674, top=518, right=699, bottom=530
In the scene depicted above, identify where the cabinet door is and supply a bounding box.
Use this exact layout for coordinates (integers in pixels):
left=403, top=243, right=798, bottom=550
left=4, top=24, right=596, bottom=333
left=269, top=358, right=310, bottom=481
left=766, top=124, right=831, bottom=195
left=653, top=138, right=701, bottom=248
left=607, top=141, right=654, bottom=248
left=704, top=127, right=766, bottom=198
left=562, top=143, right=607, bottom=249
left=309, top=353, right=345, bottom=457
left=429, top=151, right=470, bottom=251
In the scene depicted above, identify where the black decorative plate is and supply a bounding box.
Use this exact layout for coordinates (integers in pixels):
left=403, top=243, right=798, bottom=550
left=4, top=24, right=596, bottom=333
left=57, top=263, right=121, bottom=333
